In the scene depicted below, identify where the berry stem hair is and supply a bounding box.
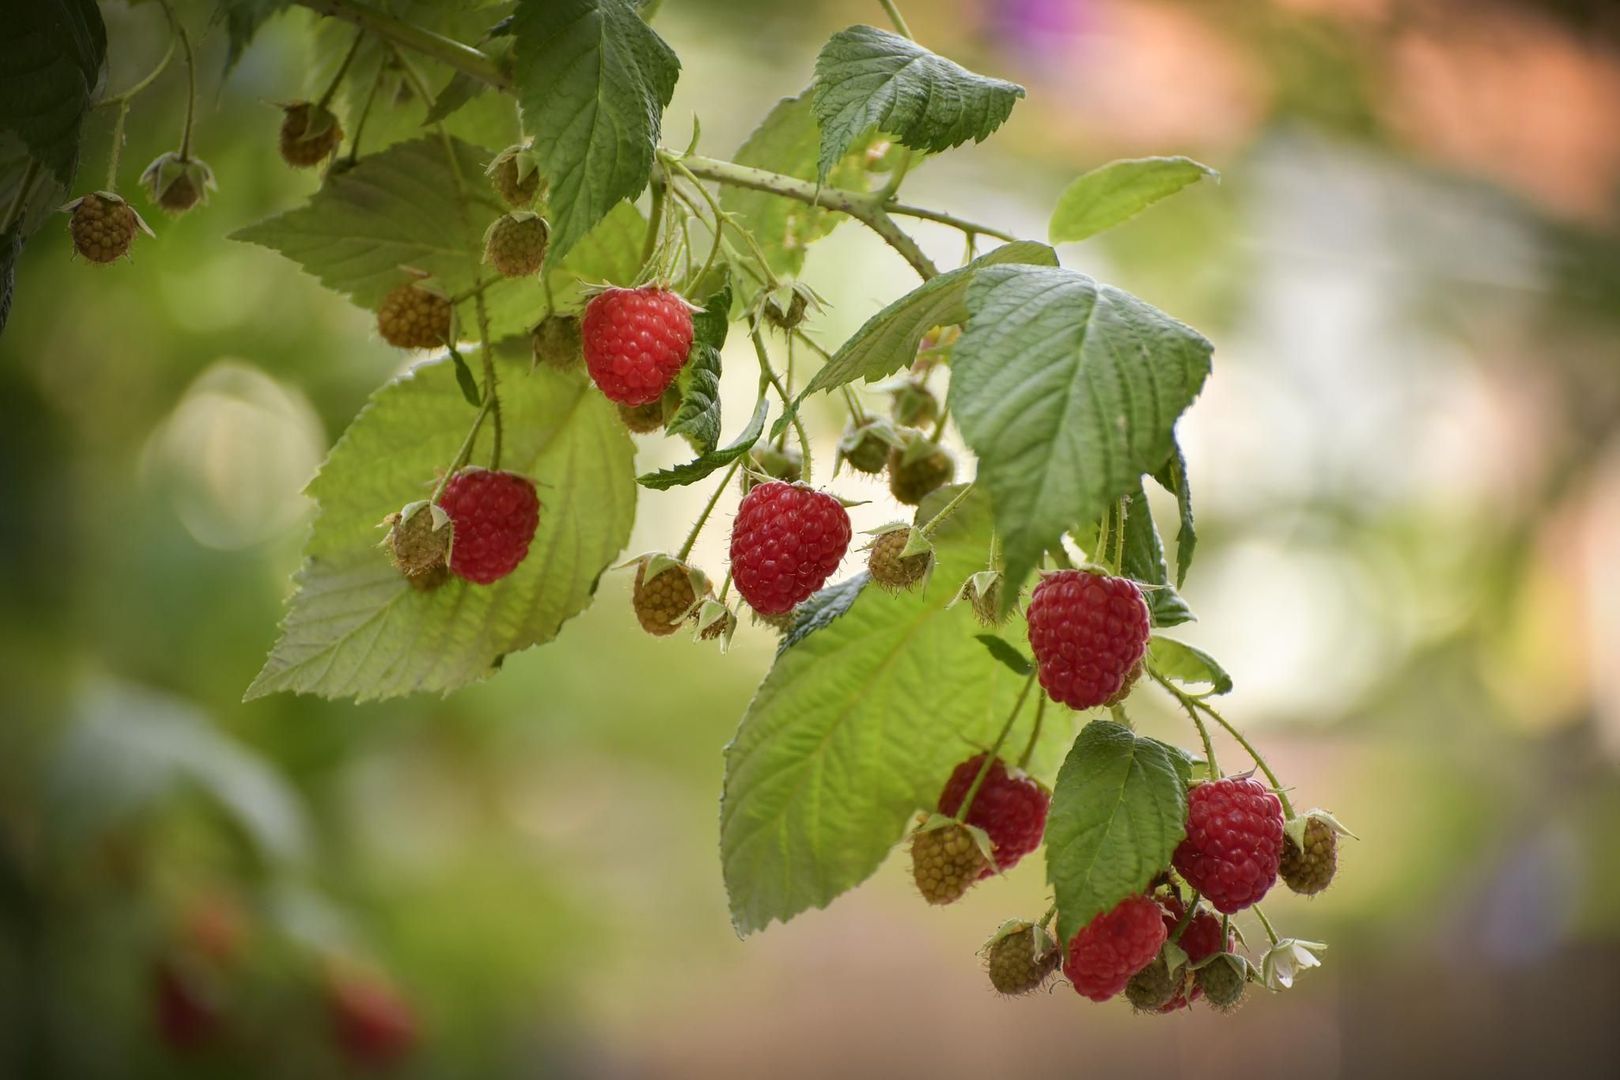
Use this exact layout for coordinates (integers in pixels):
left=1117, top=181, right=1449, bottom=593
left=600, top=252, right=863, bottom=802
left=676, top=458, right=743, bottom=563
left=1152, top=670, right=1220, bottom=779
left=1015, top=693, right=1047, bottom=771
left=751, top=329, right=811, bottom=482
left=954, top=670, right=1038, bottom=824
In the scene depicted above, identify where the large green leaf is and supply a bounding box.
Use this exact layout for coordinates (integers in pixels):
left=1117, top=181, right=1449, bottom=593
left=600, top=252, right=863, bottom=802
left=721, top=488, right=1068, bottom=934
left=510, top=0, right=679, bottom=257
left=0, top=0, right=104, bottom=185
left=812, top=25, right=1022, bottom=180
left=232, top=137, right=643, bottom=342
left=799, top=240, right=1055, bottom=398
left=1046, top=720, right=1186, bottom=944
left=246, top=359, right=636, bottom=701
left=950, top=265, right=1212, bottom=607
left=720, top=90, right=874, bottom=281
left=1049, top=157, right=1216, bottom=244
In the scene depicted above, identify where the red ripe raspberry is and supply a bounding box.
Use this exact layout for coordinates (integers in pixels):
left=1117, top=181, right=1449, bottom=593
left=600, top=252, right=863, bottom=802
left=1156, top=896, right=1231, bottom=1011
left=328, top=973, right=417, bottom=1068
left=582, top=286, right=694, bottom=406
left=1173, top=777, right=1285, bottom=914
left=439, top=468, right=540, bottom=585
left=729, top=481, right=851, bottom=615
left=937, top=754, right=1049, bottom=878
left=1063, top=894, right=1167, bottom=1002
left=1027, top=570, right=1151, bottom=710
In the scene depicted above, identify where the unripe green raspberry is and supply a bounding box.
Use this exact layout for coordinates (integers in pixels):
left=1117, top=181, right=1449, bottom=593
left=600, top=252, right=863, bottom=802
left=278, top=102, right=342, bottom=168
left=383, top=503, right=450, bottom=590
left=618, top=400, right=665, bottom=434
left=888, top=439, right=954, bottom=505
left=889, top=376, right=938, bottom=426
left=985, top=922, right=1060, bottom=996
left=483, top=213, right=549, bottom=278
left=487, top=144, right=542, bottom=208
left=532, top=314, right=583, bottom=369
left=1195, top=954, right=1248, bottom=1012
left=910, top=818, right=987, bottom=906
left=632, top=560, right=705, bottom=637
left=1125, top=954, right=1179, bottom=1013
left=1280, top=816, right=1338, bottom=895
left=838, top=421, right=891, bottom=475
left=867, top=528, right=931, bottom=592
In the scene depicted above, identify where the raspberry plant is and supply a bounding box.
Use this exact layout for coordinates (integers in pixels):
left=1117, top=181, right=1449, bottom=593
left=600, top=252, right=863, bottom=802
left=0, top=0, right=1355, bottom=1012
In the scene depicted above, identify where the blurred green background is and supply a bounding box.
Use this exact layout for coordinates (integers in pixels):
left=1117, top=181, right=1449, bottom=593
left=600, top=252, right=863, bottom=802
left=3, top=0, right=1620, bottom=1075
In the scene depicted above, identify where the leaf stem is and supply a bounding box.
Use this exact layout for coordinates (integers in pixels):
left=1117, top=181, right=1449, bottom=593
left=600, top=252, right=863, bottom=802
left=291, top=0, right=510, bottom=90
left=338, top=63, right=386, bottom=167
left=1186, top=694, right=1294, bottom=818
left=98, top=37, right=175, bottom=108
left=752, top=328, right=812, bottom=482
left=954, top=670, right=1038, bottom=822
left=430, top=393, right=495, bottom=503
left=884, top=200, right=1019, bottom=243
left=1254, top=906, right=1280, bottom=946
left=676, top=458, right=741, bottom=563
left=1038, top=903, right=1057, bottom=930
left=1112, top=496, right=1127, bottom=570
left=641, top=172, right=666, bottom=271
left=317, top=26, right=367, bottom=111
left=1150, top=670, right=1219, bottom=779
left=106, top=101, right=129, bottom=190
left=1167, top=889, right=1201, bottom=944
left=1015, top=691, right=1047, bottom=770
left=156, top=0, right=198, bottom=158
left=878, top=0, right=914, bottom=38
left=918, top=482, right=974, bottom=538
left=672, top=152, right=939, bottom=280
left=473, top=284, right=501, bottom=468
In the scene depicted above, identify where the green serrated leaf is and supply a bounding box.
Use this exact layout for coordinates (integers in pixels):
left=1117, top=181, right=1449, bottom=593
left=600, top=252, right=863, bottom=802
left=637, top=396, right=767, bottom=490
left=949, top=265, right=1212, bottom=609
left=1119, top=480, right=1194, bottom=628
left=232, top=137, right=642, bottom=342
left=720, top=89, right=874, bottom=283
left=0, top=0, right=105, bottom=185
left=1046, top=720, right=1187, bottom=944
left=668, top=282, right=730, bottom=454
left=722, top=488, right=1069, bottom=934
left=975, top=634, right=1032, bottom=677
left=777, top=572, right=869, bottom=653
left=811, top=25, right=1023, bottom=181
left=1049, top=156, right=1217, bottom=244
left=246, top=358, right=635, bottom=702
left=510, top=0, right=679, bottom=257
left=1148, top=637, right=1232, bottom=696
left=1151, top=440, right=1195, bottom=588
left=800, top=241, right=1055, bottom=399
